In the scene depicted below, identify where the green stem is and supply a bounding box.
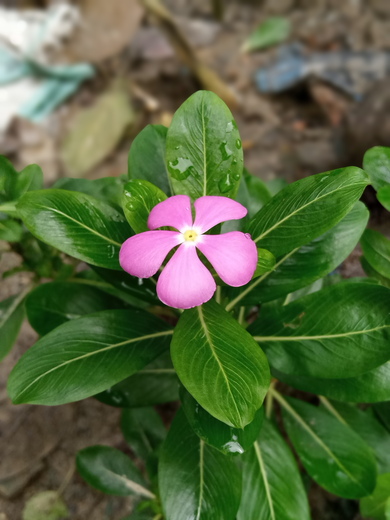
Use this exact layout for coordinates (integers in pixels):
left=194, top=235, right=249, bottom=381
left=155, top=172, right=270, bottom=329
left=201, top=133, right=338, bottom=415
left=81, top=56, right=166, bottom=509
left=265, top=380, right=276, bottom=419
left=237, top=306, right=246, bottom=326
left=215, top=286, right=222, bottom=304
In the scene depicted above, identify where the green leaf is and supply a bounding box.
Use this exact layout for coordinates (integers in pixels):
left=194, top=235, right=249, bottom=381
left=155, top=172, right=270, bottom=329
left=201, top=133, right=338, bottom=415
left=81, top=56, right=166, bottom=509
left=25, top=281, right=124, bottom=336
left=0, top=218, right=23, bottom=242
left=250, top=283, right=390, bottom=379
left=242, top=16, right=291, bottom=52
left=159, top=408, right=241, bottom=520
left=361, top=229, right=390, bottom=279
left=122, top=179, right=167, bottom=233
left=128, top=124, right=171, bottom=195
left=378, top=185, right=390, bottom=211
left=374, top=402, right=390, bottom=432
left=273, top=361, right=390, bottom=403
left=0, top=292, right=26, bottom=361
left=61, top=85, right=134, bottom=177
left=7, top=309, right=173, bottom=405
left=237, top=418, right=310, bottom=520
left=180, top=386, right=264, bottom=455
left=171, top=299, right=270, bottom=428
left=363, top=146, right=390, bottom=191
left=121, top=407, right=166, bottom=461
left=90, top=266, right=159, bottom=305
left=361, top=256, right=390, bottom=289
left=22, top=491, right=68, bottom=520
left=252, top=248, right=276, bottom=278
left=233, top=201, right=368, bottom=305
left=326, top=401, right=390, bottom=474
left=1, top=156, right=43, bottom=201
left=277, top=394, right=377, bottom=499
left=360, top=473, right=390, bottom=520
left=243, top=169, right=272, bottom=217
left=166, top=91, right=243, bottom=200
left=95, top=352, right=179, bottom=408
left=247, top=167, right=369, bottom=258
left=77, top=445, right=154, bottom=498
left=17, top=189, right=132, bottom=269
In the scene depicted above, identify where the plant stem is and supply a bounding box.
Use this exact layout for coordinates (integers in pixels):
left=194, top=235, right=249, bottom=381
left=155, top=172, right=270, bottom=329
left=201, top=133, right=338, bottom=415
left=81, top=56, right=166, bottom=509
left=265, top=380, right=276, bottom=418
left=215, top=286, right=222, bottom=304
left=238, top=306, right=246, bottom=325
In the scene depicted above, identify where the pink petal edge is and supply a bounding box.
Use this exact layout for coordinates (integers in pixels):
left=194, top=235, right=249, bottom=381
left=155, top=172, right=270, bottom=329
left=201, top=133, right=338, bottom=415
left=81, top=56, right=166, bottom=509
left=193, top=196, right=248, bottom=233
left=148, top=194, right=193, bottom=232
left=196, top=231, right=258, bottom=287
left=120, top=230, right=182, bottom=279
left=157, top=244, right=216, bottom=309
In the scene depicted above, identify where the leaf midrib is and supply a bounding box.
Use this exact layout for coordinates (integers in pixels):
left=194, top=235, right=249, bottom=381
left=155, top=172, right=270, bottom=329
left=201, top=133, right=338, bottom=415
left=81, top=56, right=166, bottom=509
left=254, top=324, right=389, bottom=342
left=13, top=329, right=173, bottom=400
left=273, top=391, right=371, bottom=495
left=195, top=439, right=205, bottom=520
left=253, top=178, right=366, bottom=243
left=25, top=203, right=122, bottom=247
left=197, top=306, right=241, bottom=424
left=254, top=441, right=276, bottom=520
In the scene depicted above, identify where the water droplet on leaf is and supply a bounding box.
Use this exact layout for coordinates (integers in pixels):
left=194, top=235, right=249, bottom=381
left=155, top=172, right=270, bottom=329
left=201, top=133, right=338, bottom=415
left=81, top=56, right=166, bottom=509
left=235, top=139, right=242, bottom=149
left=219, top=174, right=234, bottom=193
left=168, top=157, right=194, bottom=180
left=219, top=141, right=233, bottom=161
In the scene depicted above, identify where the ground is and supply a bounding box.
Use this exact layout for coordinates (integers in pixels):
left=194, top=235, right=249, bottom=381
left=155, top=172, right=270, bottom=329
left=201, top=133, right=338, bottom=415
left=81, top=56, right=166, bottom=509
left=1, top=0, right=390, bottom=518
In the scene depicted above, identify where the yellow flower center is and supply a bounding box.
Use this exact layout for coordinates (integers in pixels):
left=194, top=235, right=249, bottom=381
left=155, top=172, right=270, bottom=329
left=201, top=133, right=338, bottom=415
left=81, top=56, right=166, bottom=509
left=183, top=229, right=198, bottom=242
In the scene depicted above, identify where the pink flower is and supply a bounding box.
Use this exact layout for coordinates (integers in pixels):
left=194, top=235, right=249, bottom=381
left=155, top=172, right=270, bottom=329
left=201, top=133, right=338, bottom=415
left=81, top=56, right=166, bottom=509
left=119, top=195, right=258, bottom=309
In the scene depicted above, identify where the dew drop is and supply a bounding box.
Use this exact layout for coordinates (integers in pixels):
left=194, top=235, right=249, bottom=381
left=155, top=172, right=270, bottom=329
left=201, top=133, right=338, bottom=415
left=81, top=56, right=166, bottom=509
left=219, top=141, right=233, bottom=161
left=235, top=139, right=242, bottom=149
left=226, top=121, right=234, bottom=133
left=222, top=441, right=244, bottom=454
left=219, top=173, right=234, bottom=193
left=168, top=157, right=194, bottom=180
left=232, top=172, right=240, bottom=181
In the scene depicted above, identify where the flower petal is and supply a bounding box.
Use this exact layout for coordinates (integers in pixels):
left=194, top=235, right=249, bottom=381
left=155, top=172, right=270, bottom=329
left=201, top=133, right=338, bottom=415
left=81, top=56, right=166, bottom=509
left=148, top=195, right=193, bottom=232
left=120, top=231, right=182, bottom=278
left=196, top=232, right=258, bottom=287
left=193, top=196, right=248, bottom=233
left=157, top=244, right=216, bottom=309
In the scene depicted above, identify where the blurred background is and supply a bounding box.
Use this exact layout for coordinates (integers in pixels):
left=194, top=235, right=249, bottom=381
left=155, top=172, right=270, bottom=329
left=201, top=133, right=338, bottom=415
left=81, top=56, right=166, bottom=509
left=0, top=0, right=389, bottom=518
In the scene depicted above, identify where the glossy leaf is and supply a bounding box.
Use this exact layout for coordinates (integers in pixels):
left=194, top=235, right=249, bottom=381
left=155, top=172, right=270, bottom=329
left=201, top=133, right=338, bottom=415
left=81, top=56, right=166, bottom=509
left=77, top=445, right=153, bottom=498
left=274, top=361, right=390, bottom=403
left=90, top=266, right=159, bottom=305
left=253, top=248, right=276, bottom=278
left=61, top=86, right=134, bottom=177
left=0, top=218, right=23, bottom=242
left=0, top=293, right=26, bottom=361
left=327, top=401, right=390, bottom=474
left=374, top=402, right=390, bottom=433
left=247, top=167, right=369, bottom=258
left=122, top=179, right=167, bottom=233
left=361, top=229, right=390, bottom=279
left=361, top=256, right=390, bottom=289
left=378, top=185, right=390, bottom=211
left=166, top=90, right=243, bottom=200
left=25, top=281, right=124, bottom=336
left=180, top=386, right=264, bottom=455
left=128, top=124, right=171, bottom=195
left=234, top=201, right=368, bottom=305
left=363, top=146, right=390, bottom=191
left=1, top=157, right=43, bottom=201
left=121, top=407, right=166, bottom=461
left=360, top=473, right=390, bottom=520
left=159, top=408, right=241, bottom=520
left=8, top=309, right=173, bottom=405
left=171, top=299, right=270, bottom=428
left=237, top=418, right=310, bottom=520
left=279, top=395, right=377, bottom=499
left=96, top=352, right=178, bottom=408
left=242, top=16, right=290, bottom=52
left=17, top=189, right=132, bottom=269
left=250, top=283, right=390, bottom=379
